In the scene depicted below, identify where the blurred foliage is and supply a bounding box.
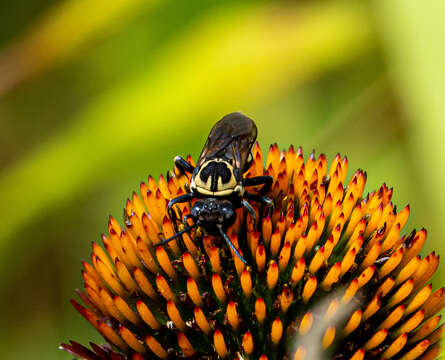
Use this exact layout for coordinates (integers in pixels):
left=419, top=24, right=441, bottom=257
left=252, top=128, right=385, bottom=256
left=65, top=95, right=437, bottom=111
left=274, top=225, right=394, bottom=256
left=0, top=0, right=444, bottom=359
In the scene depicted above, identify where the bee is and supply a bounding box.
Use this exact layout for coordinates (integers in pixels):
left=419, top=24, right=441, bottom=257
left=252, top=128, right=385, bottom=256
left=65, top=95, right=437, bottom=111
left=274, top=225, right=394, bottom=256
left=160, top=112, right=273, bottom=264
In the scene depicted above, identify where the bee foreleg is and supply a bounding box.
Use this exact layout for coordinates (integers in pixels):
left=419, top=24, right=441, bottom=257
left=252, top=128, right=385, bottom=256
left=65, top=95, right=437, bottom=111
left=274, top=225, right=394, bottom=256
left=167, top=193, right=195, bottom=222
left=174, top=156, right=195, bottom=174
left=242, top=175, right=273, bottom=194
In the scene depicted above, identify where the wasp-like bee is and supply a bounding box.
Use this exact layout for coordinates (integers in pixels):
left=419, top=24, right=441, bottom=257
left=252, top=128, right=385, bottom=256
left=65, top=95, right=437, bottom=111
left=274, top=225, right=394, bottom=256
left=160, top=112, right=273, bottom=263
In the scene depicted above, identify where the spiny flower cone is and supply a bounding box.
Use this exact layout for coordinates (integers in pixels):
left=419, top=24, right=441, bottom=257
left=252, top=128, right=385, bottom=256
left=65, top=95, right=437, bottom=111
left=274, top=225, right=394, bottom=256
left=61, top=144, right=444, bottom=360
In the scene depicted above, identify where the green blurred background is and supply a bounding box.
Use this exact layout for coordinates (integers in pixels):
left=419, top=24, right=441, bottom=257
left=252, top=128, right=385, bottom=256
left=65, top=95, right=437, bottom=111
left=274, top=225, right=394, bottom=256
left=0, top=0, right=444, bottom=358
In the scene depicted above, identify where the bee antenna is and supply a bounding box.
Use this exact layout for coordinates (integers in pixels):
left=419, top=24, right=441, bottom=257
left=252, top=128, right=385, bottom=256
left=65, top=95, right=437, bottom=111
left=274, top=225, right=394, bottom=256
left=217, top=225, right=247, bottom=264
left=158, top=224, right=196, bottom=246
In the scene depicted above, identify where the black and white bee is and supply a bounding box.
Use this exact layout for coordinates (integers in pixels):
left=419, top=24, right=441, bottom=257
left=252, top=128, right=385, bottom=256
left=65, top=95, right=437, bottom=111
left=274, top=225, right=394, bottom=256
left=160, top=112, right=273, bottom=264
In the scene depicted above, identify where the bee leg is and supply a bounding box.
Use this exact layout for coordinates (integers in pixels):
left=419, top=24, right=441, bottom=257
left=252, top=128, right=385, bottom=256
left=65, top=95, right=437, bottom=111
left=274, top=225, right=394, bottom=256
left=244, top=191, right=274, bottom=209
left=242, top=175, right=273, bottom=195
left=167, top=193, right=195, bottom=223
left=166, top=193, right=195, bottom=248
left=174, top=156, right=195, bottom=174
left=242, top=199, right=257, bottom=226
left=217, top=225, right=247, bottom=264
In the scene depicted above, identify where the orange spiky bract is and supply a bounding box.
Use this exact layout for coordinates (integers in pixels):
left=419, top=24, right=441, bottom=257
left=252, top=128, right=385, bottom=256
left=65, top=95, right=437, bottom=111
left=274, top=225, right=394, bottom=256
left=61, top=144, right=444, bottom=360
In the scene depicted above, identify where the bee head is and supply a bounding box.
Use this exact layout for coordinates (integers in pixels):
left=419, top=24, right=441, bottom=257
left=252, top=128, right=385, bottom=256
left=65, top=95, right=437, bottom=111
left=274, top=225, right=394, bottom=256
left=191, top=198, right=236, bottom=232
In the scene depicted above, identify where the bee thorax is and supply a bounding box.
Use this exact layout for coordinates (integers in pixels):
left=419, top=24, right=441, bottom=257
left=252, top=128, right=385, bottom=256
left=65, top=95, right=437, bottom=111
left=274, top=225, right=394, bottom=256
left=192, top=159, right=239, bottom=196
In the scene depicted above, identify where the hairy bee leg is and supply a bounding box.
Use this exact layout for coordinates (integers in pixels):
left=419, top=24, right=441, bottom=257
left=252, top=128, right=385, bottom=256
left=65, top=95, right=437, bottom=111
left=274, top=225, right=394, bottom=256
left=242, top=175, right=273, bottom=194
left=174, top=156, right=195, bottom=174
left=217, top=225, right=247, bottom=264
left=244, top=191, right=274, bottom=209
left=242, top=200, right=257, bottom=226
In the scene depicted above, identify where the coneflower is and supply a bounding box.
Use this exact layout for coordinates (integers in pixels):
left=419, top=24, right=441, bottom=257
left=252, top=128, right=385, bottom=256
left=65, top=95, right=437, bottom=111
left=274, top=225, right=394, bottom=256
left=61, top=144, right=444, bottom=359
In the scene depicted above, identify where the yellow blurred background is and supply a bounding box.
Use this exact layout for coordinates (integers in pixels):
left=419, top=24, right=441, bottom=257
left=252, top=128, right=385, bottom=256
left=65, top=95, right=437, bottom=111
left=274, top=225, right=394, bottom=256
left=0, top=0, right=444, bottom=358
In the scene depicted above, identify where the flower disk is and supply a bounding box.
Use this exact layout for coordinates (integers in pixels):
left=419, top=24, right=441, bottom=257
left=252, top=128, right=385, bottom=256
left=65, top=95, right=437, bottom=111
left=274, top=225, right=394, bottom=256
left=61, top=144, right=444, bottom=360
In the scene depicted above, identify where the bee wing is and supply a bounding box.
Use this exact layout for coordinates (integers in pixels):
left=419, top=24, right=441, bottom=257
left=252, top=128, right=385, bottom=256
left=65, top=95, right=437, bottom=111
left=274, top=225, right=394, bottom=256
left=198, top=112, right=257, bottom=172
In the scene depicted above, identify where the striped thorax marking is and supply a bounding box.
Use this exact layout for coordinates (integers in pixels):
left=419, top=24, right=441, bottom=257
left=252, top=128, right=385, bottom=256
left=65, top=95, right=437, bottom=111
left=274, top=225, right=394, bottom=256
left=191, top=159, right=243, bottom=196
